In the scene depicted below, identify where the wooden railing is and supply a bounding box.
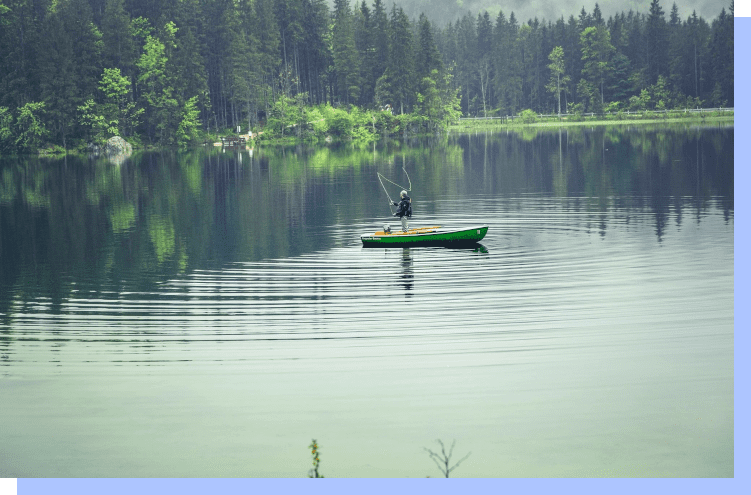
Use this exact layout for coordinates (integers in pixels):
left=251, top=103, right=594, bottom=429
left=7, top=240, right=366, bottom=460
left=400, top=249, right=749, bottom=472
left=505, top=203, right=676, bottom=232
left=458, top=107, right=734, bottom=122
left=220, top=136, right=247, bottom=147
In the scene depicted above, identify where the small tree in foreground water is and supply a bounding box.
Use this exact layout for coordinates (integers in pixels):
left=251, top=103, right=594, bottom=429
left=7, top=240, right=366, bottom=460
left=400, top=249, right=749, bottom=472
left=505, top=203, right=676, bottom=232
left=308, top=439, right=324, bottom=478
left=424, top=439, right=471, bottom=478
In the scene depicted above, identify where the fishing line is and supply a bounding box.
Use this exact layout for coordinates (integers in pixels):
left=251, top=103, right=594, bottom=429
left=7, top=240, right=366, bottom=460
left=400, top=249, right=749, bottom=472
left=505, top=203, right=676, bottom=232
left=377, top=167, right=411, bottom=215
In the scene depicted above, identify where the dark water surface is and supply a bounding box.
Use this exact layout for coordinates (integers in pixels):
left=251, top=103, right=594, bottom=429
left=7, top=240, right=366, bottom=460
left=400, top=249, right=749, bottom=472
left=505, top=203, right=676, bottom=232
left=0, top=124, right=733, bottom=477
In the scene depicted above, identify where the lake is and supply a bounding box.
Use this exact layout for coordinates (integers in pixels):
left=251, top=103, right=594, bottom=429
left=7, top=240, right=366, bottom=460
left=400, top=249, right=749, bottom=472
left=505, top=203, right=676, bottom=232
left=0, top=123, right=733, bottom=477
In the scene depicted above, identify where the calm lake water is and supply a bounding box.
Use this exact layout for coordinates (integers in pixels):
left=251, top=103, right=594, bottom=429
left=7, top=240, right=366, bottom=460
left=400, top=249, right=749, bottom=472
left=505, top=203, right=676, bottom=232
left=0, top=123, right=733, bottom=477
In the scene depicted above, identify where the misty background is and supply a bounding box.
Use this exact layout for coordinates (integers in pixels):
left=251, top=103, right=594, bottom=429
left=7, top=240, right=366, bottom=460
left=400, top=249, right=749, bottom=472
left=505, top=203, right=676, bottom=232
left=338, top=1, right=730, bottom=25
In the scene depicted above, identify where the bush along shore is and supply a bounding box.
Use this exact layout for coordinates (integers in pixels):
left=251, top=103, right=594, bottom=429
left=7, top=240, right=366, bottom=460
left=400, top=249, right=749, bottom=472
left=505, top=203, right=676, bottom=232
left=3, top=101, right=733, bottom=156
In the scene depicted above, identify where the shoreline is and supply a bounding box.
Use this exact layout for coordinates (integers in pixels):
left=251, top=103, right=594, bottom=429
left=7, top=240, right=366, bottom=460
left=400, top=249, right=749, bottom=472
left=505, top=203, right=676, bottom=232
left=24, top=115, right=734, bottom=156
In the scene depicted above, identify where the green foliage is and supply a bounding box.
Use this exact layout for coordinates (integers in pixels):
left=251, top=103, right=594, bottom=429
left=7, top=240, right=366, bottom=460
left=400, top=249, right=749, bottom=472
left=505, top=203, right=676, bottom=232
left=323, top=106, right=354, bottom=138
left=348, top=106, right=377, bottom=141
left=414, top=68, right=461, bottom=133
left=15, top=102, right=48, bottom=152
left=374, top=110, right=397, bottom=134
left=308, top=439, right=323, bottom=478
left=0, top=106, right=13, bottom=154
left=101, top=68, right=130, bottom=101
left=77, top=99, right=116, bottom=144
left=567, top=102, right=585, bottom=121
left=306, top=107, right=329, bottom=138
left=265, top=94, right=301, bottom=139
left=518, top=109, right=538, bottom=124
left=546, top=46, right=570, bottom=116
left=78, top=68, right=142, bottom=144
left=577, top=79, right=603, bottom=114
left=605, top=101, right=621, bottom=113
left=176, top=96, right=201, bottom=147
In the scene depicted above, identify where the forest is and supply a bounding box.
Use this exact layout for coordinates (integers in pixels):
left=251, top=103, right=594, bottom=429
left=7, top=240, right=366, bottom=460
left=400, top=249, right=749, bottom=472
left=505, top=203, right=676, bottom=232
left=0, top=0, right=735, bottom=152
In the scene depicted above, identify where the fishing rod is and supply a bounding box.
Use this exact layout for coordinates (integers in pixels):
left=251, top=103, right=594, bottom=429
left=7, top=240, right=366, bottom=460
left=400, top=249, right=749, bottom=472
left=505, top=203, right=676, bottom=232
left=377, top=165, right=411, bottom=214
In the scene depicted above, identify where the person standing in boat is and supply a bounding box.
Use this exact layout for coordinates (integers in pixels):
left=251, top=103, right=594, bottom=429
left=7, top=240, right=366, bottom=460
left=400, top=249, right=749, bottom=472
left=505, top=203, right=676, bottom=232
left=392, top=190, right=412, bottom=232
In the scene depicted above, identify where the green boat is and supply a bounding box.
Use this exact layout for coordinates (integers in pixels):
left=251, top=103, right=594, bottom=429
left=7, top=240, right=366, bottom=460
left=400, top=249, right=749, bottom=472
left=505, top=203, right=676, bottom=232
left=361, top=225, right=488, bottom=247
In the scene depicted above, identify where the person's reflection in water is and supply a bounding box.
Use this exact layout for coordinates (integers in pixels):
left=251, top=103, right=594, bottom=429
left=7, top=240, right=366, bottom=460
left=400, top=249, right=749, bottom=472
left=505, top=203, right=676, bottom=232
left=401, top=248, right=414, bottom=297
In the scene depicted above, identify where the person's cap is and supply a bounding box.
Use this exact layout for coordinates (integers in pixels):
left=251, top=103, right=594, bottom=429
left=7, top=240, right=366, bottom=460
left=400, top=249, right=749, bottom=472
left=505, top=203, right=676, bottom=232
left=400, top=190, right=407, bottom=197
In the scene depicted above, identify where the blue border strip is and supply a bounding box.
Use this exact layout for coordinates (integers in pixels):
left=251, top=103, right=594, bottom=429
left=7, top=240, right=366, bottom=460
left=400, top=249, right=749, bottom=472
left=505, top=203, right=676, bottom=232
left=733, top=13, right=746, bottom=492
left=13, top=478, right=740, bottom=494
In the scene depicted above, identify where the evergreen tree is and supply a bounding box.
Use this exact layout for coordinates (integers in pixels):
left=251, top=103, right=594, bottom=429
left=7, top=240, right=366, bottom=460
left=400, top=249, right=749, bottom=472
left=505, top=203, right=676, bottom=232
left=491, top=11, right=512, bottom=114
left=475, top=11, right=492, bottom=115
left=505, top=14, right=524, bottom=114
left=36, top=9, right=78, bottom=148
left=665, top=3, right=686, bottom=96
left=416, top=13, right=442, bottom=82
left=384, top=5, right=414, bottom=114
left=229, top=0, right=261, bottom=130
left=274, top=0, right=304, bottom=90
left=685, top=11, right=711, bottom=101
left=332, top=0, right=359, bottom=104
left=565, top=14, right=582, bottom=104
left=455, top=12, right=476, bottom=114
left=710, top=4, right=733, bottom=106
left=171, top=0, right=209, bottom=123
left=647, top=0, right=669, bottom=84
left=371, top=0, right=389, bottom=85
left=299, top=0, right=330, bottom=105
left=0, top=0, right=44, bottom=110
left=58, top=0, right=102, bottom=100
left=253, top=0, right=281, bottom=115
left=101, top=0, right=135, bottom=77
left=354, top=1, right=375, bottom=106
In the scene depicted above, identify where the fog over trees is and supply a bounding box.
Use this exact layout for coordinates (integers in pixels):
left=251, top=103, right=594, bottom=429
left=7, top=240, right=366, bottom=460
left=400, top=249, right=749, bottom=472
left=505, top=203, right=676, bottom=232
left=374, top=1, right=729, bottom=27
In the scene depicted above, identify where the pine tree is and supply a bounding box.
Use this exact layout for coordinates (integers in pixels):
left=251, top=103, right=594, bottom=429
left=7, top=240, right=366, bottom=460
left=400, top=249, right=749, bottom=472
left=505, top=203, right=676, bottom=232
left=710, top=4, right=733, bottom=106
left=491, top=11, right=511, bottom=114
left=253, top=0, right=281, bottom=115
left=101, top=0, right=135, bottom=77
left=0, top=0, right=44, bottom=110
left=300, top=0, right=330, bottom=105
left=331, top=0, right=359, bottom=104
left=354, top=2, right=374, bottom=106
left=385, top=5, right=415, bottom=114
left=455, top=12, right=476, bottom=114
left=416, top=13, right=442, bottom=82
left=476, top=11, right=492, bottom=115
left=685, top=11, right=711, bottom=101
left=371, top=0, right=389, bottom=85
left=647, top=0, right=669, bottom=84
left=36, top=10, right=78, bottom=148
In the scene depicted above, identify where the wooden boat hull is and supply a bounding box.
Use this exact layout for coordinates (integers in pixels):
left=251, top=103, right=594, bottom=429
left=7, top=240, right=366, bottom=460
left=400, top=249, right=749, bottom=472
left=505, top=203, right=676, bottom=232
left=361, top=225, right=488, bottom=246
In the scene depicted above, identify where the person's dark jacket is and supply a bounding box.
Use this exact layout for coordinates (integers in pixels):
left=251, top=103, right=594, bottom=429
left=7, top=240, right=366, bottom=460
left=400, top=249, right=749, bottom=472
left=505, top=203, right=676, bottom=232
left=392, top=195, right=411, bottom=218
